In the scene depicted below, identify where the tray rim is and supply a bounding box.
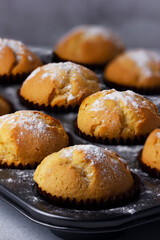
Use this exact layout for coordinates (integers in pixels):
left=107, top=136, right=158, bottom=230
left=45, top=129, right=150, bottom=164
left=1, top=185, right=160, bottom=232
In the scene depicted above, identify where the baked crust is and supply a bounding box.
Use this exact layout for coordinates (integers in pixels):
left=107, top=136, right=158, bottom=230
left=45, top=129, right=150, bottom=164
left=20, top=62, right=100, bottom=108
left=105, top=49, right=160, bottom=88
left=0, top=110, right=69, bottom=167
left=0, top=38, right=42, bottom=75
left=141, top=129, right=160, bottom=172
left=54, top=25, right=124, bottom=65
left=34, top=145, right=134, bottom=203
left=77, top=89, right=160, bottom=140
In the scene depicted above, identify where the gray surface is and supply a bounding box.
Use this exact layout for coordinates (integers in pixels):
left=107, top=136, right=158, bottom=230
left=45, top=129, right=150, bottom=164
left=1, top=198, right=160, bottom=240
left=0, top=0, right=160, bottom=48
left=0, top=199, right=60, bottom=240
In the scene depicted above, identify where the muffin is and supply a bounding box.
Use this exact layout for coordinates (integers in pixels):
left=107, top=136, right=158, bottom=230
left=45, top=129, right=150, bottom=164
left=76, top=89, right=160, bottom=144
left=0, top=95, right=14, bottom=115
left=53, top=25, right=124, bottom=68
left=19, top=62, right=101, bottom=111
left=0, top=38, right=42, bottom=84
left=104, top=49, right=160, bottom=94
left=34, top=144, right=139, bottom=209
left=0, top=110, right=69, bottom=168
left=140, top=129, right=160, bottom=178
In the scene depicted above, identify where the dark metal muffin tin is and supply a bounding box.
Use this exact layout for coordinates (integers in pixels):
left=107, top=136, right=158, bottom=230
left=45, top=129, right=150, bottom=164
left=0, top=48, right=160, bottom=239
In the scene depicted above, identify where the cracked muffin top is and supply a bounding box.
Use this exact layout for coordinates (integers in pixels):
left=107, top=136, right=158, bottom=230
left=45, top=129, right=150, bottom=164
left=20, top=62, right=101, bottom=108
left=0, top=38, right=42, bottom=75
left=77, top=89, right=160, bottom=140
left=54, top=25, right=124, bottom=65
left=34, top=144, right=134, bottom=202
left=0, top=110, right=69, bottom=168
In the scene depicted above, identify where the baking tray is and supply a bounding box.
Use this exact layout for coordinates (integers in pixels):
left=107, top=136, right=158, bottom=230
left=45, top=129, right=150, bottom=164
left=0, top=48, right=160, bottom=239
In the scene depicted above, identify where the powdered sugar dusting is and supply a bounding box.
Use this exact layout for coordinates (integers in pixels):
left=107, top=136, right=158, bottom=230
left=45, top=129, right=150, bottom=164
left=0, top=38, right=33, bottom=62
left=0, top=44, right=6, bottom=52
left=26, top=62, right=82, bottom=82
left=127, top=49, right=160, bottom=76
left=60, top=144, right=127, bottom=179
left=25, top=62, right=99, bottom=104
left=0, top=44, right=6, bottom=58
left=0, top=111, right=52, bottom=140
left=28, top=62, right=82, bottom=101
left=67, top=93, right=75, bottom=101
left=26, top=67, right=41, bottom=80
left=61, top=145, right=107, bottom=163
left=0, top=38, right=24, bottom=55
left=89, top=89, right=155, bottom=113
left=85, top=26, right=113, bottom=38
left=126, top=208, right=136, bottom=214
left=7, top=178, right=14, bottom=183
left=89, top=99, right=106, bottom=112
left=0, top=114, right=11, bottom=128
left=156, top=131, right=160, bottom=138
left=65, top=85, right=75, bottom=101
left=104, top=90, right=144, bottom=109
left=79, top=145, right=108, bottom=164
left=41, top=72, right=50, bottom=79
left=71, top=25, right=123, bottom=47
left=43, top=62, right=82, bottom=74
left=28, top=55, right=33, bottom=61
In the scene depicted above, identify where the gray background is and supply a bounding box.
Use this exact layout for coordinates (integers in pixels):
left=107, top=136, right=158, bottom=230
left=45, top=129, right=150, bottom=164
left=0, top=0, right=160, bottom=49
left=0, top=1, right=160, bottom=239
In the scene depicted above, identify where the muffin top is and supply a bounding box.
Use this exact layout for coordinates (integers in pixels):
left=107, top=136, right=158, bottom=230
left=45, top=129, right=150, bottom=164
left=0, top=110, right=69, bottom=167
left=0, top=95, right=12, bottom=116
left=0, top=38, right=42, bottom=75
left=77, top=89, right=160, bottom=140
left=54, top=25, right=124, bottom=65
left=141, top=129, right=160, bottom=171
left=105, top=49, right=160, bottom=88
left=34, top=144, right=134, bottom=202
left=20, top=62, right=100, bottom=108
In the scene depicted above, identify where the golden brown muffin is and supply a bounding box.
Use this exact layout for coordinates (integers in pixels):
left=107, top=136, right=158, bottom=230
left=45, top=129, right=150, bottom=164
left=0, top=110, right=69, bottom=168
left=54, top=25, right=124, bottom=65
left=105, top=49, right=160, bottom=91
left=141, top=128, right=160, bottom=178
left=77, top=89, right=160, bottom=143
left=0, top=95, right=13, bottom=116
left=34, top=144, right=138, bottom=208
left=0, top=38, right=42, bottom=82
left=20, top=62, right=100, bottom=110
